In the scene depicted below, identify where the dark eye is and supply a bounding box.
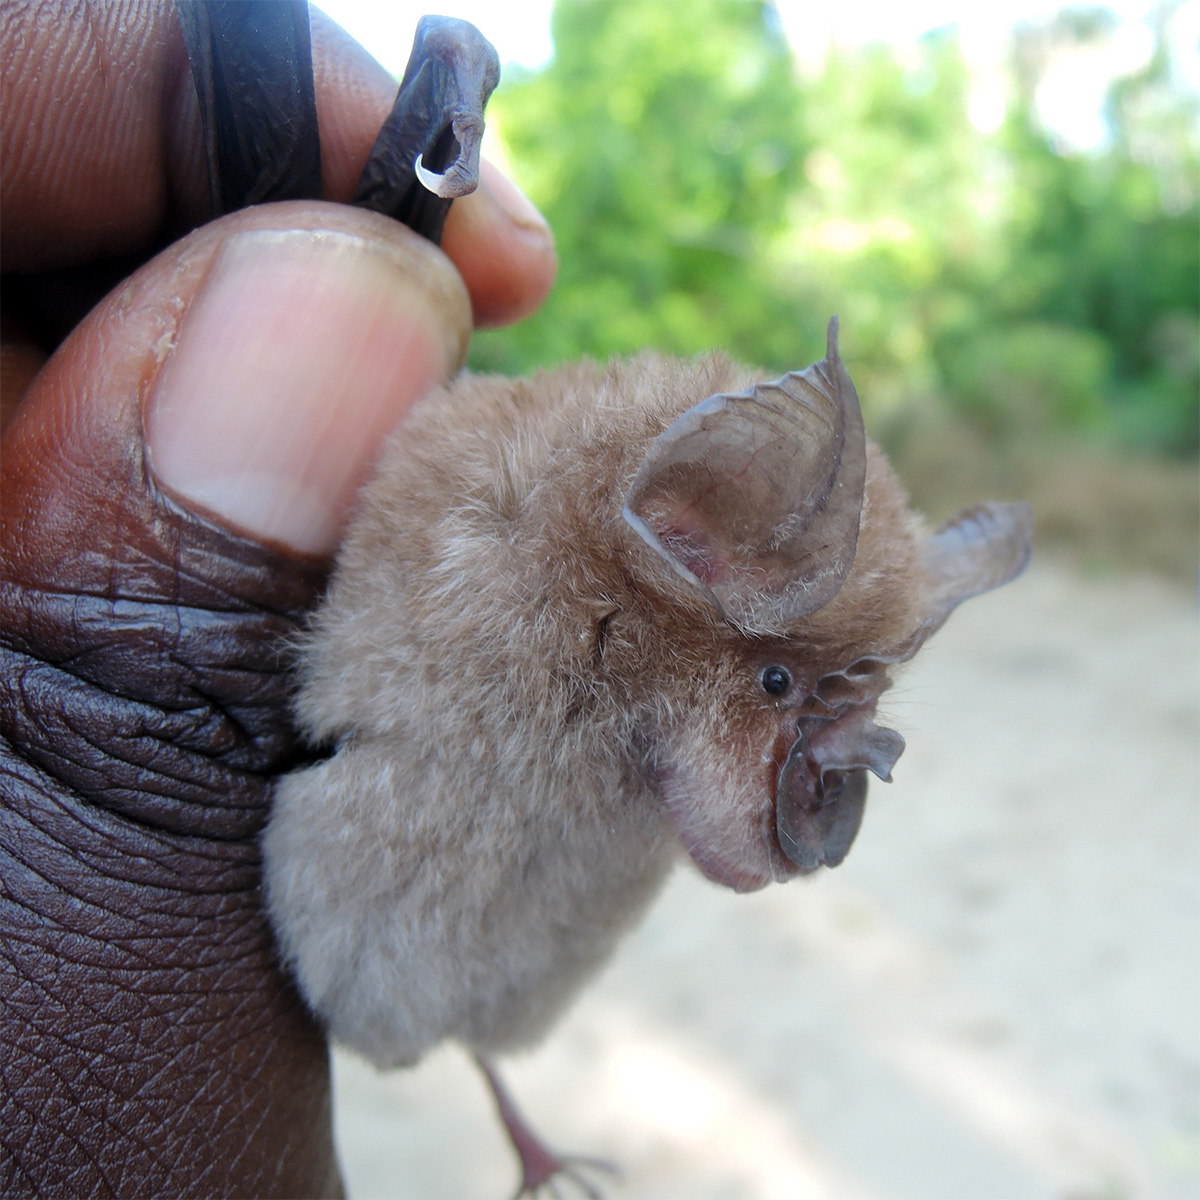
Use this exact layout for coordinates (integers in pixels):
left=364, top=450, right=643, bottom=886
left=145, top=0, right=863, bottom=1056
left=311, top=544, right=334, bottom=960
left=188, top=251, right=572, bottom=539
left=760, top=665, right=791, bottom=696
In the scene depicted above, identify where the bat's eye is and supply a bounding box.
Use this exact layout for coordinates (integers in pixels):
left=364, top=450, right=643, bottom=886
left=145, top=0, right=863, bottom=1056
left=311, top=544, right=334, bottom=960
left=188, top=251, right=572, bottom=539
left=760, top=665, right=792, bottom=696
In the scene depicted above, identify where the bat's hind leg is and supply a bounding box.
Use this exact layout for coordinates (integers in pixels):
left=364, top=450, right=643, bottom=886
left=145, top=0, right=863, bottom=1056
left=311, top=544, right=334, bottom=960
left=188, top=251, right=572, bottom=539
left=474, top=1055, right=619, bottom=1200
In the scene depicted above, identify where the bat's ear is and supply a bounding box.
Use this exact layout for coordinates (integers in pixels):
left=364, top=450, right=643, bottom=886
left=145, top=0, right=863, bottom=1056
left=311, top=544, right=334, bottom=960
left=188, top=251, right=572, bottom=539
left=916, top=501, right=1033, bottom=634
left=622, top=318, right=867, bottom=626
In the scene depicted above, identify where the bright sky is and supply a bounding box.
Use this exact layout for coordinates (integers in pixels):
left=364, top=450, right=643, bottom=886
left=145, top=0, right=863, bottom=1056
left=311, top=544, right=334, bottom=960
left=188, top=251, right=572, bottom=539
left=314, top=0, right=555, bottom=74
left=314, top=0, right=1188, bottom=150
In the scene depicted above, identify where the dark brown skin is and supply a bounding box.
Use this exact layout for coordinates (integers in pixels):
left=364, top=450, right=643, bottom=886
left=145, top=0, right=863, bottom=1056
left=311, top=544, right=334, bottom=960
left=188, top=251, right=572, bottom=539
left=0, top=2, right=555, bottom=1195
left=1, top=376, right=338, bottom=1197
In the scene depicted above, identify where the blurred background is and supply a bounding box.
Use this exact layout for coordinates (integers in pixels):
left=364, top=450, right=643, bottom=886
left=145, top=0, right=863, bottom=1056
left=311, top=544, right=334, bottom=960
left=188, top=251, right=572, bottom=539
left=315, top=1, right=1198, bottom=1197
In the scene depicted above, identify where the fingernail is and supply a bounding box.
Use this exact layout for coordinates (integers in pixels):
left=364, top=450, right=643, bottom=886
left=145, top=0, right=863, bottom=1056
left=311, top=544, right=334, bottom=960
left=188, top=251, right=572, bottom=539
left=145, top=227, right=469, bottom=555
left=481, top=167, right=551, bottom=237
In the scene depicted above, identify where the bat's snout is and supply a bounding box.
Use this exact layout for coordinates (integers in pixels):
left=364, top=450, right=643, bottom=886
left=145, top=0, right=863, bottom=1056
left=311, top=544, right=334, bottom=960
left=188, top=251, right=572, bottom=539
left=772, top=684, right=906, bottom=872
left=775, top=727, right=870, bottom=872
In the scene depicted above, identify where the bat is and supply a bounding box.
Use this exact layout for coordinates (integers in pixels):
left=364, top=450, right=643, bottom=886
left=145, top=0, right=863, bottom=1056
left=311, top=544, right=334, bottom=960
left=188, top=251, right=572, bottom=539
left=174, top=6, right=1033, bottom=1192
left=262, top=320, right=1031, bottom=1188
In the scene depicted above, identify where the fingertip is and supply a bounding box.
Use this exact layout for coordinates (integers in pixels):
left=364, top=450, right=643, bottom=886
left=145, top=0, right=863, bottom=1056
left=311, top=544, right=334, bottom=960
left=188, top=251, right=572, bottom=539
left=6, top=203, right=469, bottom=564
left=441, top=161, right=558, bottom=329
left=144, top=208, right=471, bottom=556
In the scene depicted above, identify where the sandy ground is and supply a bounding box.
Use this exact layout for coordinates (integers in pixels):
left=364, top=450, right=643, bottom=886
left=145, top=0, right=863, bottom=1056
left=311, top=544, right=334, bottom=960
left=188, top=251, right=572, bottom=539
left=331, top=559, right=1200, bottom=1200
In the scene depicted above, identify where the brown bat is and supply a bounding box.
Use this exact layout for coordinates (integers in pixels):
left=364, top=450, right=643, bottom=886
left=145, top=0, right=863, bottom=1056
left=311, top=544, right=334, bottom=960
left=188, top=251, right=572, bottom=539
left=167, top=7, right=1032, bottom=1194
left=262, top=319, right=1031, bottom=1183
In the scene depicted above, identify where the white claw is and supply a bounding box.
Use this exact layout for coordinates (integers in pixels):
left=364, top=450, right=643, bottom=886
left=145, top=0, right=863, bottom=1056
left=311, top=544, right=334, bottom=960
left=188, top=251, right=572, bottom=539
left=414, top=153, right=461, bottom=198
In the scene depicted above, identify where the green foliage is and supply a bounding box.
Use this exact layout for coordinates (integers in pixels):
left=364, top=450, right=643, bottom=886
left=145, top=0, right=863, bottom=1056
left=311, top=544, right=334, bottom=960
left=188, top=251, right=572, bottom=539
left=990, top=33, right=1200, bottom=453
left=472, top=0, right=817, bottom=373
left=938, top=323, right=1113, bottom=438
left=472, top=0, right=1200, bottom=456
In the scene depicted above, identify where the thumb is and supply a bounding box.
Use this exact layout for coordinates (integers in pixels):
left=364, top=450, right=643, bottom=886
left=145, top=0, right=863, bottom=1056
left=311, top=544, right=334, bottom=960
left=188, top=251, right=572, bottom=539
left=3, top=198, right=469, bottom=829
left=145, top=202, right=471, bottom=555
left=3, top=197, right=471, bottom=833
left=0, top=202, right=468, bottom=1195
left=7, top=201, right=470, bottom=575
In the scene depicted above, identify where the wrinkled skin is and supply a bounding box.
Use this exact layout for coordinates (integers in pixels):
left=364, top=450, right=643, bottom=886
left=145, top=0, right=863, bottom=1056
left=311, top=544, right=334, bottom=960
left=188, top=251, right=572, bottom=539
left=0, top=2, right=555, bottom=1194
left=1, top=402, right=338, bottom=1196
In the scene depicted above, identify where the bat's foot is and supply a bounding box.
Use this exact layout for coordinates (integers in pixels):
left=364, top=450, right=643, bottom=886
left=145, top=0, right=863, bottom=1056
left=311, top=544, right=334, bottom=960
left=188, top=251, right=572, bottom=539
left=473, top=1054, right=620, bottom=1199
left=512, top=1146, right=617, bottom=1200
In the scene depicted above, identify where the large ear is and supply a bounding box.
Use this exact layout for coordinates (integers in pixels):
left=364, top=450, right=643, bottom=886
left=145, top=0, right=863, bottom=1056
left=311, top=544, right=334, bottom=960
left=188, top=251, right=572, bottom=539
left=622, top=318, right=867, bottom=625
left=822, top=501, right=1034, bottom=678
left=917, top=501, right=1033, bottom=634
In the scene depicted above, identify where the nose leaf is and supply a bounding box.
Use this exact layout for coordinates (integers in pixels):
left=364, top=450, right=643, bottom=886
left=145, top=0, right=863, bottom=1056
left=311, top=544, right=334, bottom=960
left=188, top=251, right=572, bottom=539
left=774, top=697, right=905, bottom=871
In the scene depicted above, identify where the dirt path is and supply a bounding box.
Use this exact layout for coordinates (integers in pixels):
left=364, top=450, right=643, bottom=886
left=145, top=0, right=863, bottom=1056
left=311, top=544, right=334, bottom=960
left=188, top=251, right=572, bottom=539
left=332, top=560, right=1200, bottom=1200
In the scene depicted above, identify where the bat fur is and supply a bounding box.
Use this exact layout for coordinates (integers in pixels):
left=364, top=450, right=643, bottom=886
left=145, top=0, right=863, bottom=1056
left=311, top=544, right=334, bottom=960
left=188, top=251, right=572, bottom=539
left=264, top=330, right=1030, bottom=1070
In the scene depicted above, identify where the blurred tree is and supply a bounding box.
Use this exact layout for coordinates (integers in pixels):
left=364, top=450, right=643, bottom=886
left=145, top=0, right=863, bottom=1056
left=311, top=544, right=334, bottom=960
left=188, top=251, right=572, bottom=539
left=772, top=29, right=1005, bottom=416
left=471, top=0, right=818, bottom=374
left=988, top=6, right=1200, bottom=452
left=473, top=0, right=1199, bottom=455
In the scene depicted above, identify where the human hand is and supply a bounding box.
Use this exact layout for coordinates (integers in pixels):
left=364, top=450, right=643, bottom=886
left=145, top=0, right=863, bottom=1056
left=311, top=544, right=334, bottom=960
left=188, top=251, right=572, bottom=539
left=0, top=3, right=555, bottom=1196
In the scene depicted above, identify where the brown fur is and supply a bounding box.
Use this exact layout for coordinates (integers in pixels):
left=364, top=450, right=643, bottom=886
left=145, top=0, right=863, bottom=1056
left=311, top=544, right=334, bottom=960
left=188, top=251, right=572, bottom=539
left=264, top=351, right=1005, bottom=1069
